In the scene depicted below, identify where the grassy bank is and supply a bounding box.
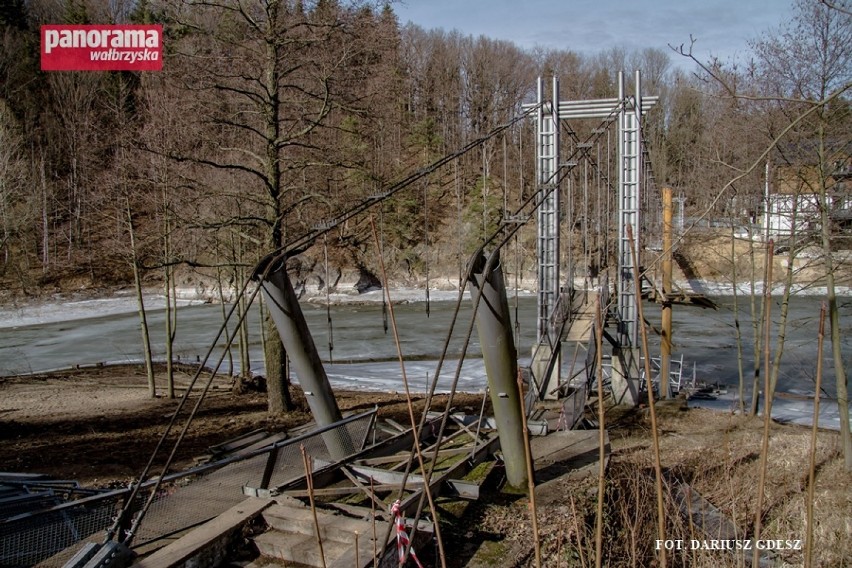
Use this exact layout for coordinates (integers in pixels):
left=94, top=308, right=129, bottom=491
left=446, top=401, right=849, bottom=567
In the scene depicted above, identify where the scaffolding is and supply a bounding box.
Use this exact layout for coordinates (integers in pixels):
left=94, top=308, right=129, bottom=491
left=535, top=77, right=561, bottom=345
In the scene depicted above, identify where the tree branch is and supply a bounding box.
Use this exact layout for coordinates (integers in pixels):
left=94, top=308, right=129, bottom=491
left=670, top=81, right=852, bottom=252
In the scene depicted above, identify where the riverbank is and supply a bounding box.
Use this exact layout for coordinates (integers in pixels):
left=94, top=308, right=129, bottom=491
left=1, top=278, right=849, bottom=331
left=0, top=363, right=848, bottom=566
left=0, top=363, right=485, bottom=485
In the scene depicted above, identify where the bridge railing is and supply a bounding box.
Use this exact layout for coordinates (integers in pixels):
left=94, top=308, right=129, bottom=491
left=0, top=408, right=377, bottom=567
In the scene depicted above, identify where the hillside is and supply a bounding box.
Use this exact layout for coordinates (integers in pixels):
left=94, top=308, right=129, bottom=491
left=5, top=226, right=850, bottom=307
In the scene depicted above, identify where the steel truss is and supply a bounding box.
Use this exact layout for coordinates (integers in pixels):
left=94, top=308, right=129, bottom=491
left=531, top=72, right=657, bottom=349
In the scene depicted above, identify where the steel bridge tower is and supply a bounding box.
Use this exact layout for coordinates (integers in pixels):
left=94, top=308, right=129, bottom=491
left=616, top=71, right=642, bottom=349
left=532, top=71, right=655, bottom=404
left=535, top=77, right=560, bottom=345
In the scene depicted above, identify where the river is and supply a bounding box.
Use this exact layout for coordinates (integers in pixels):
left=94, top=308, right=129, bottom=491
left=0, top=288, right=849, bottom=429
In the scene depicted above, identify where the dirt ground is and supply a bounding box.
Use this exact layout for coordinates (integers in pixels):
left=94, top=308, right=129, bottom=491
left=1, top=364, right=850, bottom=566
left=0, top=363, right=482, bottom=486
left=464, top=401, right=852, bottom=567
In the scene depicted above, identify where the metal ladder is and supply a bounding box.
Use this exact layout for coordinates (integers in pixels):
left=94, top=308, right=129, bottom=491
left=617, top=71, right=642, bottom=348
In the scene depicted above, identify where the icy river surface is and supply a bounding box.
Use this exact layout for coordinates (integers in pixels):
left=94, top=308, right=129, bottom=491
left=0, top=289, right=849, bottom=429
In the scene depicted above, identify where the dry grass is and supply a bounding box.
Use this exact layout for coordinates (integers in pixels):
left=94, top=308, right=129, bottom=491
left=468, top=403, right=851, bottom=567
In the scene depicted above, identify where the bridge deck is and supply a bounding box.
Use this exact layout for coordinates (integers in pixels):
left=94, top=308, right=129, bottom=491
left=562, top=299, right=596, bottom=343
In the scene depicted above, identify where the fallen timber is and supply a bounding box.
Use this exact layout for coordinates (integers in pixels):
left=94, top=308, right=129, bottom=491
left=129, top=412, right=464, bottom=568
left=119, top=409, right=608, bottom=568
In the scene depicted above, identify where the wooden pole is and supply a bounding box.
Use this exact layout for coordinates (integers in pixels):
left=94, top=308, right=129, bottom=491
left=369, top=217, right=447, bottom=567
left=753, top=239, right=775, bottom=568
left=301, top=445, right=327, bottom=568
left=593, top=294, right=606, bottom=568
left=628, top=225, right=667, bottom=568
left=370, top=476, right=378, bottom=567
left=660, top=187, right=673, bottom=399
left=517, top=369, right=541, bottom=568
left=804, top=303, right=826, bottom=568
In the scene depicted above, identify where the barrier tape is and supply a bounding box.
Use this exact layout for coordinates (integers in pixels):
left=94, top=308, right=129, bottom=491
left=391, top=499, right=425, bottom=568
left=556, top=404, right=568, bottom=431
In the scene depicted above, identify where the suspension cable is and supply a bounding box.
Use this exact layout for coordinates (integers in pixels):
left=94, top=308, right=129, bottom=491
left=119, top=101, right=589, bottom=551
left=324, top=234, right=334, bottom=363
left=388, top=108, right=629, bottom=560
left=111, top=263, right=267, bottom=546
left=424, top=180, right=431, bottom=318
left=369, top=216, right=447, bottom=567
left=379, top=202, right=388, bottom=334
left=261, top=106, right=542, bottom=274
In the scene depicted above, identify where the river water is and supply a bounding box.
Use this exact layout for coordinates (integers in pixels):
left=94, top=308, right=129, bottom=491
left=0, top=288, right=849, bottom=429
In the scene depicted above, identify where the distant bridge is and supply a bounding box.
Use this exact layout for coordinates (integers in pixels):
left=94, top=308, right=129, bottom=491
left=265, top=71, right=671, bottom=407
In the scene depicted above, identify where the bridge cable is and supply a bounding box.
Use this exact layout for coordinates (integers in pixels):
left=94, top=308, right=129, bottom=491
left=116, top=105, right=544, bottom=548
left=380, top=202, right=388, bottom=334
left=375, top=106, right=628, bottom=558
left=273, top=106, right=541, bottom=267
left=424, top=179, right=431, bottom=318
left=110, top=267, right=266, bottom=546
left=324, top=233, right=334, bottom=363
left=390, top=109, right=627, bottom=562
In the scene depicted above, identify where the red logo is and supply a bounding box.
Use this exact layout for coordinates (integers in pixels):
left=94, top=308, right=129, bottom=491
left=41, top=25, right=162, bottom=71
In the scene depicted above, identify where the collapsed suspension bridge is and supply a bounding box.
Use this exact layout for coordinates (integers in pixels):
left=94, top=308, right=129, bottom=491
left=2, top=72, right=704, bottom=568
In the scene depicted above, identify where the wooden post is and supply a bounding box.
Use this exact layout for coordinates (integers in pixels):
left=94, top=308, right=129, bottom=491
left=517, top=369, right=541, bottom=568
left=660, top=187, right=673, bottom=399
left=804, top=303, right=826, bottom=568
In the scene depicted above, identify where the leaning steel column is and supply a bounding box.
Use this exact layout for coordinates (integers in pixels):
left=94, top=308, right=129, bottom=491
left=469, top=250, right=528, bottom=488
left=254, top=255, right=353, bottom=459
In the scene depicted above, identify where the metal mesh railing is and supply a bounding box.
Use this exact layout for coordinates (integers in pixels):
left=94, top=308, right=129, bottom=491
left=1, top=497, right=117, bottom=567
left=1, top=409, right=376, bottom=567
left=131, top=409, right=370, bottom=548
left=560, top=383, right=587, bottom=430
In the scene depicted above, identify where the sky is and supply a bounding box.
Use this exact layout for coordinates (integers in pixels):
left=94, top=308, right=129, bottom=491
left=392, top=0, right=796, bottom=71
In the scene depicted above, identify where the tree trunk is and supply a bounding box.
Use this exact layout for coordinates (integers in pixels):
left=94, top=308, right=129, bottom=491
left=263, top=315, right=293, bottom=413
left=817, top=125, right=851, bottom=471
left=164, top=265, right=175, bottom=399
left=237, top=261, right=251, bottom=379
left=261, top=4, right=293, bottom=413
left=214, top=247, right=235, bottom=377
left=749, top=165, right=773, bottom=417
left=749, top=237, right=769, bottom=415
left=40, top=155, right=49, bottom=272
left=127, top=201, right=156, bottom=398
left=732, top=219, right=745, bottom=414
left=767, top=197, right=800, bottom=407
left=163, top=192, right=175, bottom=399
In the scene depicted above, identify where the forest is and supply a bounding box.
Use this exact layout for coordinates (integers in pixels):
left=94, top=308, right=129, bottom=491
left=0, top=0, right=846, bottom=297
left=0, top=0, right=850, bottom=412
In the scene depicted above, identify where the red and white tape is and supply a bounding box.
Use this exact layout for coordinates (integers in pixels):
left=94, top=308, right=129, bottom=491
left=391, top=499, right=424, bottom=568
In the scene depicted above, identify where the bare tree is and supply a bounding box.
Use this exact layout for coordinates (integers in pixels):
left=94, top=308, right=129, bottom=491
left=751, top=0, right=851, bottom=470
left=677, top=0, right=851, bottom=466
left=151, top=0, right=398, bottom=413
